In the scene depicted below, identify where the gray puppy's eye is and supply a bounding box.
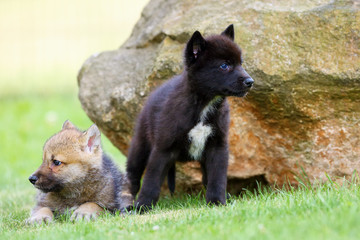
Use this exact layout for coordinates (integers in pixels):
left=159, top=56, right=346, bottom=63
left=53, top=160, right=62, bottom=166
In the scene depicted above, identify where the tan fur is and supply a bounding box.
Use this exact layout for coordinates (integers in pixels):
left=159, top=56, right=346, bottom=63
left=27, top=121, right=133, bottom=225
left=26, top=207, right=54, bottom=224
left=70, top=202, right=104, bottom=221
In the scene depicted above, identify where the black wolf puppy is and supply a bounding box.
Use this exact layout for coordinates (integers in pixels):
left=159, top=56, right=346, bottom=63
left=126, top=24, right=254, bottom=210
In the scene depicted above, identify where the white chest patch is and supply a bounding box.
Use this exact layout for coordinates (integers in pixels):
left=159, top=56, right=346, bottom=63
left=188, top=96, right=222, bottom=160
left=188, top=122, right=213, bottom=160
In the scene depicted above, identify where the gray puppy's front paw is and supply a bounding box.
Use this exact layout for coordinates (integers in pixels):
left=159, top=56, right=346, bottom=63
left=26, top=214, right=53, bottom=225
left=70, top=202, right=103, bottom=222
left=26, top=207, right=54, bottom=225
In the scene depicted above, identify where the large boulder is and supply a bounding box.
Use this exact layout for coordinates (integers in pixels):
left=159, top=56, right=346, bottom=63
left=78, top=0, right=360, bottom=194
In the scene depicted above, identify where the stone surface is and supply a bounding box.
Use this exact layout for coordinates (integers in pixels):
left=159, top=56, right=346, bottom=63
left=78, top=0, right=360, bottom=193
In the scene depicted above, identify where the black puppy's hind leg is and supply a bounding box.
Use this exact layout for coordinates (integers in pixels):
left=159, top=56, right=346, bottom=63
left=126, top=132, right=150, bottom=198
left=167, top=164, right=176, bottom=195
left=136, top=149, right=173, bottom=211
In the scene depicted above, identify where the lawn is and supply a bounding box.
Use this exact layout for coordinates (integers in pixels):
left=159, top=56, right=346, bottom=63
left=1, top=145, right=360, bottom=240
left=1, top=0, right=360, bottom=239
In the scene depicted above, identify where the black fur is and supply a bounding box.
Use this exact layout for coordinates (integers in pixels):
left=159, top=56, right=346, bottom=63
left=126, top=24, right=253, bottom=211
left=167, top=164, right=176, bottom=195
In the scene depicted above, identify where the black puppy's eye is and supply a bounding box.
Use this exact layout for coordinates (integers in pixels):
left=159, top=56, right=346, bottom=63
left=53, top=160, right=62, bottom=166
left=219, top=63, right=230, bottom=71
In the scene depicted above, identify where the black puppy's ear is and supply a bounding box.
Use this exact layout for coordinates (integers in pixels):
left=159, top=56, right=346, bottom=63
left=185, top=31, right=206, bottom=66
left=221, top=24, right=234, bottom=41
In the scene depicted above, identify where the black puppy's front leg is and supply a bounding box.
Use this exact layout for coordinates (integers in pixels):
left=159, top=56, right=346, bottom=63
left=203, top=144, right=229, bottom=205
left=135, top=148, right=172, bottom=212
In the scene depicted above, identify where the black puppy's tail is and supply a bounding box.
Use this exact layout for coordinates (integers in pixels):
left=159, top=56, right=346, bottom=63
left=167, top=164, right=176, bottom=195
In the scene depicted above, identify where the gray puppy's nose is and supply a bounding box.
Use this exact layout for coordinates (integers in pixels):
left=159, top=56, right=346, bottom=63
left=28, top=175, right=38, bottom=185
left=244, top=78, right=254, bottom=88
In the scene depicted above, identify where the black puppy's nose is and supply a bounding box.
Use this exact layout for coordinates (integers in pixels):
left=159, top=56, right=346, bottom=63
left=28, top=175, right=38, bottom=185
left=244, top=78, right=254, bottom=88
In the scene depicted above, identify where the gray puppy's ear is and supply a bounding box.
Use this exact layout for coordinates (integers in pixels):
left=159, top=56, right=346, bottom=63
left=62, top=120, right=77, bottom=130
left=82, top=124, right=101, bottom=153
left=221, top=24, right=234, bottom=41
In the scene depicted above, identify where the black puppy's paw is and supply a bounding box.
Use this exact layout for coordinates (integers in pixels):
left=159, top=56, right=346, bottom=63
left=207, top=200, right=226, bottom=206
left=206, top=195, right=226, bottom=206
left=122, top=202, right=152, bottom=214
left=119, top=205, right=135, bottom=215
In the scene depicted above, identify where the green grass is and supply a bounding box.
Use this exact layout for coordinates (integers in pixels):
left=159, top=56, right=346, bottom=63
left=1, top=0, right=360, bottom=239
left=1, top=170, right=360, bottom=240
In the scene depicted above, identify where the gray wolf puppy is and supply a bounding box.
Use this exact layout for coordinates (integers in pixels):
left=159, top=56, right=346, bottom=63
left=27, top=120, right=132, bottom=224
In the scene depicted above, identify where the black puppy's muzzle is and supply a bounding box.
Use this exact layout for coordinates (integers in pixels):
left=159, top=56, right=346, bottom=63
left=244, top=77, right=254, bottom=88
left=236, top=66, right=254, bottom=89
left=29, top=175, right=38, bottom=185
